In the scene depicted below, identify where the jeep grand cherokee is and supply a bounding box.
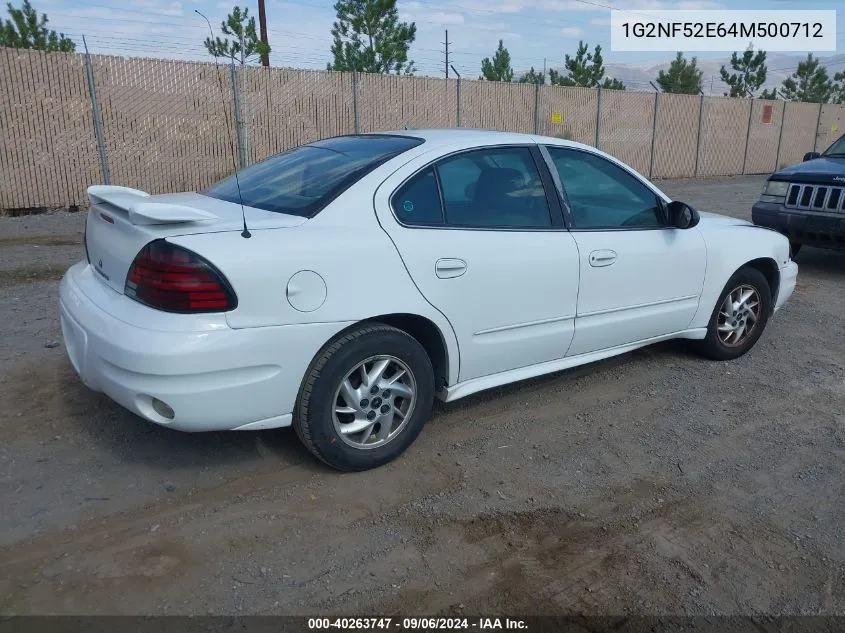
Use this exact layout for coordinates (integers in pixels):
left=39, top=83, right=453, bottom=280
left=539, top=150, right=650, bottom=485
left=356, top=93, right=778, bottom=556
left=752, top=133, right=845, bottom=256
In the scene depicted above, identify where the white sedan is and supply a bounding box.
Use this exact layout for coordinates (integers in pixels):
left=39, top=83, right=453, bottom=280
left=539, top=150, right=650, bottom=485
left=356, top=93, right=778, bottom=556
left=59, top=129, right=798, bottom=471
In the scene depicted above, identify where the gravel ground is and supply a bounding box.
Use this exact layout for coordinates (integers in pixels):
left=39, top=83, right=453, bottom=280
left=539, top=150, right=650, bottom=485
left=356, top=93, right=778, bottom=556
left=1, top=175, right=844, bottom=616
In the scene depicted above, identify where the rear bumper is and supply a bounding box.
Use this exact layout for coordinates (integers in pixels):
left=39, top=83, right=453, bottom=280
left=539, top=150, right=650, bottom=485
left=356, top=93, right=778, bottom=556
left=752, top=201, right=845, bottom=250
left=59, top=262, right=351, bottom=432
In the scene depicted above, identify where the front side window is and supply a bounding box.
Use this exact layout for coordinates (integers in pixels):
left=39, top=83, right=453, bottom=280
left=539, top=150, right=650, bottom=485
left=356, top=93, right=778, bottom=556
left=547, top=147, right=662, bottom=229
left=435, top=147, right=552, bottom=228
left=203, top=134, right=423, bottom=217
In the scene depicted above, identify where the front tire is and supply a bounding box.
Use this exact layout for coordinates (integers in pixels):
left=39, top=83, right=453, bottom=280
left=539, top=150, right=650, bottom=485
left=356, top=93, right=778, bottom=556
left=695, top=266, right=772, bottom=361
left=293, top=323, right=435, bottom=472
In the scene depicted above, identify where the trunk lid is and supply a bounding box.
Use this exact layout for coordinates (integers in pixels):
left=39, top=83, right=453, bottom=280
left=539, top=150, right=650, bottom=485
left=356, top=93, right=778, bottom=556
left=84, top=185, right=305, bottom=295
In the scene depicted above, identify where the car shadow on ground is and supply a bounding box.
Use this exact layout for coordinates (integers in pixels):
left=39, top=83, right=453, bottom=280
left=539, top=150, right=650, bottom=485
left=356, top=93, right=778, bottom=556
left=51, top=359, right=324, bottom=473
left=429, top=339, right=693, bottom=419
left=791, top=246, right=845, bottom=278
left=47, top=337, right=699, bottom=475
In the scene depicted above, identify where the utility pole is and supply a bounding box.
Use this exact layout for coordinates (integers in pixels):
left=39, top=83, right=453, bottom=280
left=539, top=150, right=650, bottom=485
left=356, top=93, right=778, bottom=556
left=257, top=0, right=269, bottom=67
left=444, top=29, right=449, bottom=78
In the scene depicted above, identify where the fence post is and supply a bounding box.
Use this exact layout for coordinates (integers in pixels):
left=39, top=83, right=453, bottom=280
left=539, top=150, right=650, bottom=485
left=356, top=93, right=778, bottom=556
left=774, top=101, right=787, bottom=171
left=694, top=94, right=705, bottom=177
left=595, top=86, right=602, bottom=149
left=648, top=91, right=659, bottom=178
left=230, top=62, right=247, bottom=169
left=533, top=80, right=540, bottom=135
left=741, top=98, right=754, bottom=175
left=813, top=101, right=823, bottom=152
left=456, top=77, right=462, bottom=127
left=450, top=65, right=461, bottom=128
left=352, top=68, right=360, bottom=134
left=82, top=36, right=109, bottom=185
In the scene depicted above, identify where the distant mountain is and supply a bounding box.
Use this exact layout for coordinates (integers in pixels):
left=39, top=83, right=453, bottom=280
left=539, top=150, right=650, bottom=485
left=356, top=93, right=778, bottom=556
left=520, top=53, right=845, bottom=94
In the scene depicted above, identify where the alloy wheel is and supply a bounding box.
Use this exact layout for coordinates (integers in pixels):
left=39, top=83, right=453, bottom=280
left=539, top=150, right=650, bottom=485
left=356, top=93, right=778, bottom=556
left=717, top=284, right=762, bottom=347
left=331, top=355, right=417, bottom=449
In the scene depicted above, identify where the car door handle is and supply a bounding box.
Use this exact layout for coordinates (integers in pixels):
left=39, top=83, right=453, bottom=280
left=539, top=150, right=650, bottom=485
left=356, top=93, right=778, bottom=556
left=589, top=250, right=617, bottom=267
left=435, top=258, right=467, bottom=279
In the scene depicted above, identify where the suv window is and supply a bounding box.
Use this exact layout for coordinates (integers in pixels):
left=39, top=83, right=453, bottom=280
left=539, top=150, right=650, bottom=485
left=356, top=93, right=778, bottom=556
left=204, top=134, right=423, bottom=217
left=823, top=134, right=845, bottom=156
left=435, top=147, right=552, bottom=228
left=546, top=147, right=662, bottom=229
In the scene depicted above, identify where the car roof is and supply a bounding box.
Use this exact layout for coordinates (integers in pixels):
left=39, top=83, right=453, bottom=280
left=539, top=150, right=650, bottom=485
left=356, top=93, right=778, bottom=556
left=373, top=128, right=587, bottom=150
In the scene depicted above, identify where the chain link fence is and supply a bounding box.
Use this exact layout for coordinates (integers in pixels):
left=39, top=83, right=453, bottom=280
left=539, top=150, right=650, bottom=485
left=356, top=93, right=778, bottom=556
left=3, top=46, right=845, bottom=213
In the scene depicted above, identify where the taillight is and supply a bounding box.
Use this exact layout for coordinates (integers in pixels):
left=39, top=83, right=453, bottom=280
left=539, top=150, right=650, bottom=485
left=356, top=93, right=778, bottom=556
left=125, top=240, right=237, bottom=313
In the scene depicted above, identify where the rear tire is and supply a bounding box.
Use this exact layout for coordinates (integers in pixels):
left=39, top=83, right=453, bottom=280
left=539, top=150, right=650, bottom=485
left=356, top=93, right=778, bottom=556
left=293, top=323, right=435, bottom=472
left=789, top=241, right=802, bottom=258
left=695, top=266, right=772, bottom=361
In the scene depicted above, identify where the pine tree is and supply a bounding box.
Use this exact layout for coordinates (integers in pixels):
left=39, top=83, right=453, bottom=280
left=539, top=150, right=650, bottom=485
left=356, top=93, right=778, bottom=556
left=656, top=52, right=703, bottom=94
left=548, top=41, right=624, bottom=89
left=0, top=0, right=75, bottom=52
left=204, top=6, right=270, bottom=65
left=780, top=53, right=833, bottom=103
left=719, top=45, right=767, bottom=97
left=327, top=0, right=416, bottom=75
left=517, top=67, right=545, bottom=84
left=832, top=71, right=845, bottom=105
left=480, top=40, right=513, bottom=82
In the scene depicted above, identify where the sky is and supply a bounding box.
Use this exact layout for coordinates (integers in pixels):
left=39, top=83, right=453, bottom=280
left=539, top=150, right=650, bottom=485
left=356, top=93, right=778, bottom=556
left=36, top=0, right=845, bottom=82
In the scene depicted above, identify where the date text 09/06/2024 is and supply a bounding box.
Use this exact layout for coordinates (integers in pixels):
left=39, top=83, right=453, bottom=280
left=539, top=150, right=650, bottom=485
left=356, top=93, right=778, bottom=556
left=307, top=618, right=528, bottom=630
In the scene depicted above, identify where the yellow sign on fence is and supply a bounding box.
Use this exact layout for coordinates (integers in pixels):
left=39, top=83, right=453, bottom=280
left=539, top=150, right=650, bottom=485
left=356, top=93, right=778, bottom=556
left=551, top=112, right=563, bottom=125
left=833, top=121, right=839, bottom=133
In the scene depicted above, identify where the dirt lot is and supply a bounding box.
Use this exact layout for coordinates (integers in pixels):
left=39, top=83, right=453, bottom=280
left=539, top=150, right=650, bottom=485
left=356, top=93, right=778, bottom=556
left=1, top=175, right=844, bottom=616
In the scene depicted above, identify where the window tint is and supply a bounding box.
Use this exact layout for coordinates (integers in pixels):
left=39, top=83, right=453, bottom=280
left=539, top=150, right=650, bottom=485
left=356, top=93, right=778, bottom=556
left=203, top=134, right=423, bottom=217
left=824, top=134, right=845, bottom=156
left=435, top=147, right=552, bottom=228
left=392, top=168, right=443, bottom=224
left=547, top=147, right=662, bottom=229
left=437, top=157, right=480, bottom=203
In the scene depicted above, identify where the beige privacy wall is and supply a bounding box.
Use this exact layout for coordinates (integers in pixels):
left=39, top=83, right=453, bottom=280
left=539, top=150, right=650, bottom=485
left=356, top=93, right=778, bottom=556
left=2, top=46, right=845, bottom=212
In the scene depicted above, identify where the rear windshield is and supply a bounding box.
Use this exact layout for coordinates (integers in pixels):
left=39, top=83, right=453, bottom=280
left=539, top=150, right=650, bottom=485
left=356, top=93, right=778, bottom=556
left=202, top=134, right=423, bottom=217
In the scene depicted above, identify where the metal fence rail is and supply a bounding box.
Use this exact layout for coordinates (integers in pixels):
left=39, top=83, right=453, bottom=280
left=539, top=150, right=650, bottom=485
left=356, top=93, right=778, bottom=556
left=1, top=46, right=844, bottom=213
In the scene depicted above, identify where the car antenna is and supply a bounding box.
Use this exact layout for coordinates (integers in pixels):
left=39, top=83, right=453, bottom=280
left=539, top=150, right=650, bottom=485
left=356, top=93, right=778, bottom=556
left=196, top=9, right=251, bottom=238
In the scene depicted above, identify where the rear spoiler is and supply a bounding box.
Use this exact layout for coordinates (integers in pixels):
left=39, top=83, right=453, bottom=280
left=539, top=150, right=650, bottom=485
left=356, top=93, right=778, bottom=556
left=87, top=185, right=219, bottom=226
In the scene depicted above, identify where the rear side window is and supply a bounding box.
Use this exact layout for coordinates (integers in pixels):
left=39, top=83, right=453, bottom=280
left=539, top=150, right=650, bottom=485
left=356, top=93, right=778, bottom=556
left=437, top=147, right=552, bottom=228
left=390, top=146, right=553, bottom=229
left=203, top=134, right=423, bottom=217
left=392, top=168, right=443, bottom=225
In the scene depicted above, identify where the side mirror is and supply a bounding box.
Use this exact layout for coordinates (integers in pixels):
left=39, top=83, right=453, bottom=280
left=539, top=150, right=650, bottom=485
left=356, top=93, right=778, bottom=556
left=666, top=200, right=700, bottom=229
left=803, top=151, right=821, bottom=162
